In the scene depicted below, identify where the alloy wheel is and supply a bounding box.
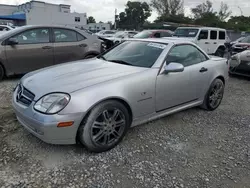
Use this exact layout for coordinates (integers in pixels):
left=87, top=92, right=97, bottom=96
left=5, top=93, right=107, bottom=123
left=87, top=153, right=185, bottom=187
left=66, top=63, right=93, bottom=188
left=209, top=81, right=224, bottom=109
left=91, top=108, right=126, bottom=146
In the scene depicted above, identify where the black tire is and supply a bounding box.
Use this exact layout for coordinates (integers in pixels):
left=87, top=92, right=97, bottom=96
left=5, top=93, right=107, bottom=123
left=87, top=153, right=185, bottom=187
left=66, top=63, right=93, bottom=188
left=0, top=64, right=4, bottom=81
left=78, top=100, right=131, bottom=153
left=85, top=54, right=97, bottom=59
left=201, top=79, right=225, bottom=111
left=215, top=48, right=225, bottom=57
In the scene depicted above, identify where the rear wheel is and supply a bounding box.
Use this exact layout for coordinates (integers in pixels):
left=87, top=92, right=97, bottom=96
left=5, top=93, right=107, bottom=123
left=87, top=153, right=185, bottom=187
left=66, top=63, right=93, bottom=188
left=201, top=79, right=225, bottom=111
left=0, top=64, right=5, bottom=81
left=78, top=100, right=130, bottom=153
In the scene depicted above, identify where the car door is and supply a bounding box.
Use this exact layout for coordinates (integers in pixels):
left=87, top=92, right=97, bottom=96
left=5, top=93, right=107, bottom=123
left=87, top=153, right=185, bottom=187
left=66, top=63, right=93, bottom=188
left=4, top=27, right=53, bottom=74
left=155, top=44, right=210, bottom=112
left=52, top=28, right=88, bottom=64
left=197, top=30, right=209, bottom=54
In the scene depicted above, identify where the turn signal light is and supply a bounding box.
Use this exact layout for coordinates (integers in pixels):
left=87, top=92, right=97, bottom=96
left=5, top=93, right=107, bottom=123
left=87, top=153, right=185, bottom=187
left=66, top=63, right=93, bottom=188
left=57, top=121, right=74, bottom=127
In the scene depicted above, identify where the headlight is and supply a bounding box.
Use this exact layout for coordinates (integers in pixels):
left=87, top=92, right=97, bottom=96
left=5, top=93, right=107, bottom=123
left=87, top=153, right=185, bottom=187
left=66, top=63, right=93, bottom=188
left=34, top=93, right=70, bottom=114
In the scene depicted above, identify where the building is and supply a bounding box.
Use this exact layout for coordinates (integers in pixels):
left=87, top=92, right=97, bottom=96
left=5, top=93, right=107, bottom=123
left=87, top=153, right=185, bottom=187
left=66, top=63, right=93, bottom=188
left=0, top=0, right=87, bottom=27
left=87, top=23, right=111, bottom=33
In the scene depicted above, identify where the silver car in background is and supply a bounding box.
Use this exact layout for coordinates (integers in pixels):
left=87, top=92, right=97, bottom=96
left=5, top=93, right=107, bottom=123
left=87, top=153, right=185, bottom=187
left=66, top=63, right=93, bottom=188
left=12, top=38, right=228, bottom=153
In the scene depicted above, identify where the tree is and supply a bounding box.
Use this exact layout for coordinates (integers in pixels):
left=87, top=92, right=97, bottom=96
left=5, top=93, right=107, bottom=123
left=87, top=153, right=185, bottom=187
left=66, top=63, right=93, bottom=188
left=87, top=16, right=96, bottom=24
left=151, top=0, right=184, bottom=17
left=218, top=2, right=232, bottom=21
left=117, top=1, right=151, bottom=30
left=191, top=0, right=213, bottom=19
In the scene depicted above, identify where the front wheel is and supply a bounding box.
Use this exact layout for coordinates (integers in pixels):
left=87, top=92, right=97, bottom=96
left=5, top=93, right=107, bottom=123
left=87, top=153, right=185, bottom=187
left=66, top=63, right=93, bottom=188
left=201, top=79, right=225, bottom=111
left=78, top=100, right=131, bottom=153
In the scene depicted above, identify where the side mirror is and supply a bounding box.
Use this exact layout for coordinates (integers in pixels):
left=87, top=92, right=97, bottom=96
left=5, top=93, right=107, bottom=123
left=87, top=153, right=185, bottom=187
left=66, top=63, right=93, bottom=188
left=164, top=62, right=184, bottom=73
left=198, top=35, right=202, bottom=40
left=8, top=38, right=18, bottom=45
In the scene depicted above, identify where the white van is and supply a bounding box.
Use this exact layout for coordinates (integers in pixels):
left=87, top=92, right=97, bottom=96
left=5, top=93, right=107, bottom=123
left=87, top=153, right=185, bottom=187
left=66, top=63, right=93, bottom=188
left=171, top=27, right=229, bottom=57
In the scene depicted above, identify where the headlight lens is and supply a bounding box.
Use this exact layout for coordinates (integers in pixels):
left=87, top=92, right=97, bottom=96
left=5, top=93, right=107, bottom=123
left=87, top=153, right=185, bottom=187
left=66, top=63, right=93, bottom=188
left=34, top=93, right=70, bottom=114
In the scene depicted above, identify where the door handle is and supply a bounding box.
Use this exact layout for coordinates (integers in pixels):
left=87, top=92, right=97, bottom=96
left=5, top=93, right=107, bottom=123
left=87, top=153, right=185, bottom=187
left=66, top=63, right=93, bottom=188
left=200, top=67, right=208, bottom=73
left=79, top=44, right=87, bottom=47
left=205, top=42, right=210, bottom=44
left=42, top=46, right=52, bottom=49
left=214, top=42, right=217, bottom=44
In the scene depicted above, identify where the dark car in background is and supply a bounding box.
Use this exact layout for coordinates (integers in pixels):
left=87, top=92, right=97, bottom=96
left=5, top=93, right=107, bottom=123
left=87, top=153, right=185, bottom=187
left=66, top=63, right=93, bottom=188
left=229, top=50, right=250, bottom=77
left=231, top=36, right=250, bottom=55
left=133, top=30, right=173, bottom=39
left=0, top=25, right=103, bottom=80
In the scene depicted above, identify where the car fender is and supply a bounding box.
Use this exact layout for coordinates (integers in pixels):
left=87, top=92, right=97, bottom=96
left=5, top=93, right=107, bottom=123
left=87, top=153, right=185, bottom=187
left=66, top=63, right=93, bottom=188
left=60, top=69, right=158, bottom=121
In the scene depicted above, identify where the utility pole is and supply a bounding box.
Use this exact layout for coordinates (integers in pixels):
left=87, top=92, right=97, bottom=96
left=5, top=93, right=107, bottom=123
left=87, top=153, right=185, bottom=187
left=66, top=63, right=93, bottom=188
left=114, top=9, right=117, bottom=30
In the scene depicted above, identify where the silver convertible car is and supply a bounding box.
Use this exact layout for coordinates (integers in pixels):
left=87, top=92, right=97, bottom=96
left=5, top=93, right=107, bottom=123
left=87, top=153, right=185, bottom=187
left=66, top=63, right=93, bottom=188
left=12, top=38, right=228, bottom=152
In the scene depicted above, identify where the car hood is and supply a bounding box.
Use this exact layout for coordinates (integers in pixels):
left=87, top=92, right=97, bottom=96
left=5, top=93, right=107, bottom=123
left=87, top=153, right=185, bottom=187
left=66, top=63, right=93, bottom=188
left=21, top=59, right=146, bottom=100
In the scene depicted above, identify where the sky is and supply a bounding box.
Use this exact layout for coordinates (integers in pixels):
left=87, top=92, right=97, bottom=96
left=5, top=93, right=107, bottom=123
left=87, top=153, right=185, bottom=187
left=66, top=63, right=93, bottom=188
left=1, top=0, right=250, bottom=22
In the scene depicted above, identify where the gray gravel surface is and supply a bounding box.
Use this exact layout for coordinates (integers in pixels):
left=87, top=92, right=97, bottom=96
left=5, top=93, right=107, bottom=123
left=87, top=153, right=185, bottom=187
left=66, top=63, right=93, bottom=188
left=0, top=76, right=250, bottom=188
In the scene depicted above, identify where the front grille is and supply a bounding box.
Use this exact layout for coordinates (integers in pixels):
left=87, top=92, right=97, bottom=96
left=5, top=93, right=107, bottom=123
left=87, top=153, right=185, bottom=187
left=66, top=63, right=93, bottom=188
left=16, top=84, right=35, bottom=106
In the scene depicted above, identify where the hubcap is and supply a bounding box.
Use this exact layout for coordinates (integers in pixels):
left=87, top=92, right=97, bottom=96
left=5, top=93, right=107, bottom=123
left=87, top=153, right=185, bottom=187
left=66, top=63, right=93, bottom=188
left=209, top=82, right=223, bottom=108
left=91, top=108, right=125, bottom=146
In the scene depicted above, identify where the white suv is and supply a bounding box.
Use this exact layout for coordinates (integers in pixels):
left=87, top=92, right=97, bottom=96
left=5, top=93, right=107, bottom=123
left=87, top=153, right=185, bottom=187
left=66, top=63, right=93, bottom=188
left=171, top=27, right=229, bottom=57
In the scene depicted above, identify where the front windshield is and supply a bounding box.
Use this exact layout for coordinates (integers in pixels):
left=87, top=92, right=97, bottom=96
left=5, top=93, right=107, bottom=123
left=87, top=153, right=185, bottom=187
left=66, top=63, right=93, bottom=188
left=114, top=31, right=126, bottom=38
left=240, top=36, right=250, bottom=43
left=173, top=28, right=199, bottom=37
left=100, top=41, right=167, bottom=68
left=133, top=31, right=153, bottom=38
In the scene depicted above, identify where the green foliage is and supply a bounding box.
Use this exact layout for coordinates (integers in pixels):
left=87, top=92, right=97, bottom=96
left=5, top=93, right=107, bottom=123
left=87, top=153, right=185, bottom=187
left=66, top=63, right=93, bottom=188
left=87, top=16, right=96, bottom=24
left=116, top=0, right=249, bottom=32
left=151, top=0, right=184, bottom=17
left=117, top=1, right=151, bottom=30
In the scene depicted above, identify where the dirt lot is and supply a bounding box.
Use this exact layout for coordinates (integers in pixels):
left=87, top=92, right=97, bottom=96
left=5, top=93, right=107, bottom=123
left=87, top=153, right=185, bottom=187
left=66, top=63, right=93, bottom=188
left=0, top=76, right=250, bottom=188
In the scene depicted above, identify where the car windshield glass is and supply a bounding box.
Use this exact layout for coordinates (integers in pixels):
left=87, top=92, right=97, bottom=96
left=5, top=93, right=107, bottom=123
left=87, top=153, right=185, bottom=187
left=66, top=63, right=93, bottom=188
left=173, top=28, right=199, bottom=37
left=114, top=31, right=126, bottom=38
left=240, top=36, right=250, bottom=43
left=101, top=41, right=167, bottom=68
left=133, top=31, right=153, bottom=38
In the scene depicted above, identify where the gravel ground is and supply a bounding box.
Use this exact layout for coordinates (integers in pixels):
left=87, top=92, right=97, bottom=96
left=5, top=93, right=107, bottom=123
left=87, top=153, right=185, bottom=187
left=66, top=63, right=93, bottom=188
left=0, top=76, right=250, bottom=188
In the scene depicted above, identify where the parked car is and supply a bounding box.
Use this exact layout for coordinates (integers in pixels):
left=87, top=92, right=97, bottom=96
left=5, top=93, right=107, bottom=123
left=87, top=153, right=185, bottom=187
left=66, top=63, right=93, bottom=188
left=231, top=36, right=250, bottom=55
left=229, top=50, right=250, bottom=77
left=96, top=30, right=117, bottom=38
left=105, top=31, right=138, bottom=44
left=230, top=36, right=246, bottom=46
left=133, top=30, right=172, bottom=39
left=12, top=38, right=228, bottom=153
left=0, top=25, right=14, bottom=35
left=172, top=27, right=229, bottom=57
left=0, top=25, right=103, bottom=80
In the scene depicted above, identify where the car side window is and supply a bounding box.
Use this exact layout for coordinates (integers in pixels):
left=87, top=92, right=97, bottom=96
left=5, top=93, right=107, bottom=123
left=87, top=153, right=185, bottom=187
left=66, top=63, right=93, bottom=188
left=219, top=31, right=225, bottom=40
left=199, top=30, right=208, bottom=39
left=154, top=32, right=161, bottom=38
left=166, top=44, right=207, bottom=67
left=12, top=28, right=50, bottom=44
left=77, top=33, right=86, bottom=41
left=160, top=32, right=172, bottom=37
left=210, top=30, right=217, bottom=40
left=53, top=28, right=77, bottom=42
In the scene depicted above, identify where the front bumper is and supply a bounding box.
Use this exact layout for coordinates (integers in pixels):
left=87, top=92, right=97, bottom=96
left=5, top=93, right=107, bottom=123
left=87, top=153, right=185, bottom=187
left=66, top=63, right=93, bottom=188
left=12, top=88, right=84, bottom=145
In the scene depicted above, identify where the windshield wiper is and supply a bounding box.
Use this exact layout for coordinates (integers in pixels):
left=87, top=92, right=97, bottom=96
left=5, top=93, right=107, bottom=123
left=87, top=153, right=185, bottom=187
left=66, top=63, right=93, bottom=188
left=98, top=55, right=106, bottom=61
left=107, top=59, right=133, bottom=66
